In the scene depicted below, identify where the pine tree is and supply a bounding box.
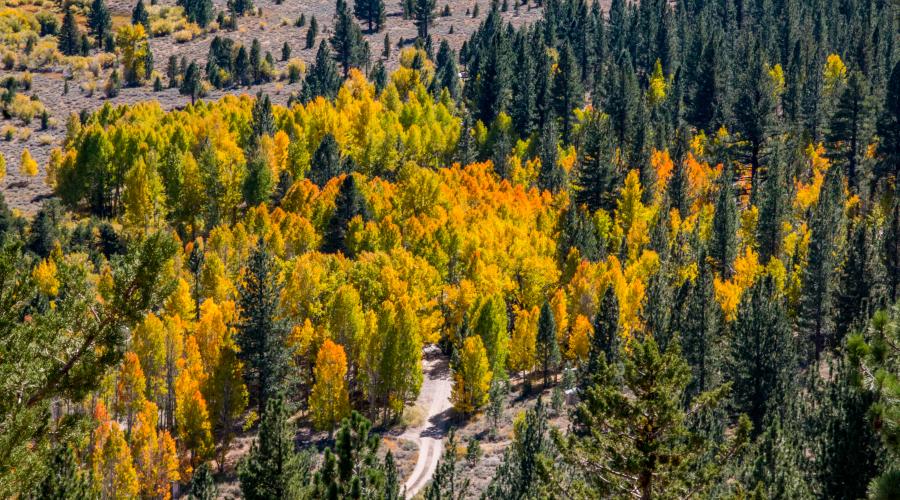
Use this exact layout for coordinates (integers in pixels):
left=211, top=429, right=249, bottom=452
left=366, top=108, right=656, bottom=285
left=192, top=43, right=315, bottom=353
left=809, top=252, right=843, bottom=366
left=188, top=462, right=218, bottom=500
left=562, top=334, right=749, bottom=498
left=132, top=0, right=150, bottom=30
left=331, top=0, right=367, bottom=77
left=308, top=133, right=342, bottom=187
left=826, top=70, right=875, bottom=194
left=834, top=220, right=882, bottom=342
left=875, top=60, right=900, bottom=190
left=484, top=399, right=552, bottom=499
left=433, top=40, right=460, bottom=100
left=306, top=16, right=319, bottom=49
left=798, top=166, right=845, bottom=361
left=88, top=0, right=112, bottom=44
left=371, top=59, right=387, bottom=93
left=551, top=43, right=583, bottom=144
left=413, top=0, right=437, bottom=40
left=58, top=8, right=82, bottom=56
left=181, top=0, right=215, bottom=27
left=180, top=61, right=202, bottom=104
left=237, top=242, right=289, bottom=413
left=847, top=302, right=900, bottom=500
left=313, top=412, right=386, bottom=498
left=424, top=430, right=470, bottom=499
left=323, top=174, right=369, bottom=255
left=558, top=205, right=601, bottom=262
left=537, top=121, right=565, bottom=193
left=301, top=43, right=342, bottom=103
left=576, top=112, right=619, bottom=212
left=606, top=60, right=640, bottom=149
left=689, top=35, right=723, bottom=132
left=710, top=164, right=738, bottom=276
left=733, top=50, right=776, bottom=198
left=354, top=0, right=385, bottom=32
left=756, top=150, right=788, bottom=263
left=680, top=256, right=720, bottom=400
left=584, top=287, right=619, bottom=390
left=536, top=301, right=560, bottom=388
left=238, top=395, right=304, bottom=499
left=729, top=276, right=794, bottom=433
left=30, top=443, right=91, bottom=499
left=817, top=360, right=884, bottom=500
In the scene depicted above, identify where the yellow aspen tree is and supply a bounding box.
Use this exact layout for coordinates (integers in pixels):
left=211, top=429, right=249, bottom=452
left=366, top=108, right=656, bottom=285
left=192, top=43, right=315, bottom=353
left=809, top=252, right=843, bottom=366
left=164, top=278, right=195, bottom=321
left=92, top=403, right=140, bottom=500
left=200, top=254, right=231, bottom=302
left=20, top=148, right=38, bottom=176
left=0, top=152, right=5, bottom=182
left=194, top=299, right=228, bottom=374
left=132, top=313, right=167, bottom=410
left=175, top=342, right=214, bottom=470
left=508, top=306, right=538, bottom=376
left=309, top=339, right=350, bottom=434
left=567, top=314, right=593, bottom=362
left=115, top=352, right=147, bottom=431
left=205, top=339, right=248, bottom=469
left=451, top=336, right=492, bottom=415
left=131, top=400, right=180, bottom=500
left=550, top=289, right=569, bottom=348
left=123, top=157, right=167, bottom=232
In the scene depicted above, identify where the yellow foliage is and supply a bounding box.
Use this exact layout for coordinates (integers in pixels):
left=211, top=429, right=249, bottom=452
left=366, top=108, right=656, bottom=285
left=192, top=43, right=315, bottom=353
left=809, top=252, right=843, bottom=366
left=20, top=147, right=37, bottom=176
left=309, top=339, right=350, bottom=432
left=824, top=54, right=848, bottom=93
left=567, top=314, right=593, bottom=362
left=451, top=336, right=492, bottom=415
left=508, top=306, right=539, bottom=373
left=32, top=258, right=59, bottom=296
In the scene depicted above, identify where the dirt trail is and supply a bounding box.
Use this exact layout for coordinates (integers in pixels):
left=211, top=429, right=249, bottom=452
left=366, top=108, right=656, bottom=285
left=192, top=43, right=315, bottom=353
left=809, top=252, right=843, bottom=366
left=400, top=345, right=453, bottom=498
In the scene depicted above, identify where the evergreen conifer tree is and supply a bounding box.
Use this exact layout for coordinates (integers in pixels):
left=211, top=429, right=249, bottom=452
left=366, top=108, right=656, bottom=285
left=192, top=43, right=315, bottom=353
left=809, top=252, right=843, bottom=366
left=826, top=70, right=875, bottom=194
left=301, top=43, right=342, bottom=103
left=238, top=395, right=304, bottom=499
left=58, top=9, right=82, bottom=56
left=331, top=0, right=367, bottom=77
left=323, top=175, right=369, bottom=255
left=88, top=0, right=112, bottom=44
left=413, top=0, right=436, bottom=40
left=237, top=242, right=290, bottom=413
left=551, top=43, right=583, bottom=144
left=188, top=462, right=218, bottom=500
left=132, top=0, right=150, bottom=30
left=308, top=133, right=342, bottom=187
left=537, top=121, right=565, bottom=193
left=710, top=164, right=738, bottom=276
left=536, top=302, right=560, bottom=388
left=798, top=166, right=845, bottom=360
left=729, top=276, right=794, bottom=433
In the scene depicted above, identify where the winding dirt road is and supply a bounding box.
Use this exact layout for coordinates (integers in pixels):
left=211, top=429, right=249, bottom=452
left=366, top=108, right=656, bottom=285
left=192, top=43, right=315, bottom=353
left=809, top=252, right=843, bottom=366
left=401, top=346, right=454, bottom=498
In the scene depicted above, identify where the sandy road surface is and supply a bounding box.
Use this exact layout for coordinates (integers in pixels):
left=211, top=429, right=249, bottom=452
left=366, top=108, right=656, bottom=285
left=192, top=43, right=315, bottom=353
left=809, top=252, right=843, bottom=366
left=401, top=345, right=453, bottom=498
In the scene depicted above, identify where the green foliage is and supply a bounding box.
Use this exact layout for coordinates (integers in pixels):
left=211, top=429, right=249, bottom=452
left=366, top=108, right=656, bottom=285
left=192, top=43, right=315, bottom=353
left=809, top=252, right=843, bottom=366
left=425, top=429, right=470, bottom=499
left=239, top=395, right=308, bottom=499
left=536, top=302, right=560, bottom=387
left=188, top=462, right=218, bottom=500
left=237, top=242, right=289, bottom=413
left=562, top=334, right=749, bottom=498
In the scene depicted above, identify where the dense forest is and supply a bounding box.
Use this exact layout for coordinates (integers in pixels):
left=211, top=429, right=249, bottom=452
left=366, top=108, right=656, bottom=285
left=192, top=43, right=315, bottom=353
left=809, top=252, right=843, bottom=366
left=1, top=0, right=899, bottom=498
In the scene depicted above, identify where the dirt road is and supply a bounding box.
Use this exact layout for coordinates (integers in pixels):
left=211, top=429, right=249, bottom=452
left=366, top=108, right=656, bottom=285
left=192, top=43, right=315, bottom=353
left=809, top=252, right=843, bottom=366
left=401, top=345, right=453, bottom=498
